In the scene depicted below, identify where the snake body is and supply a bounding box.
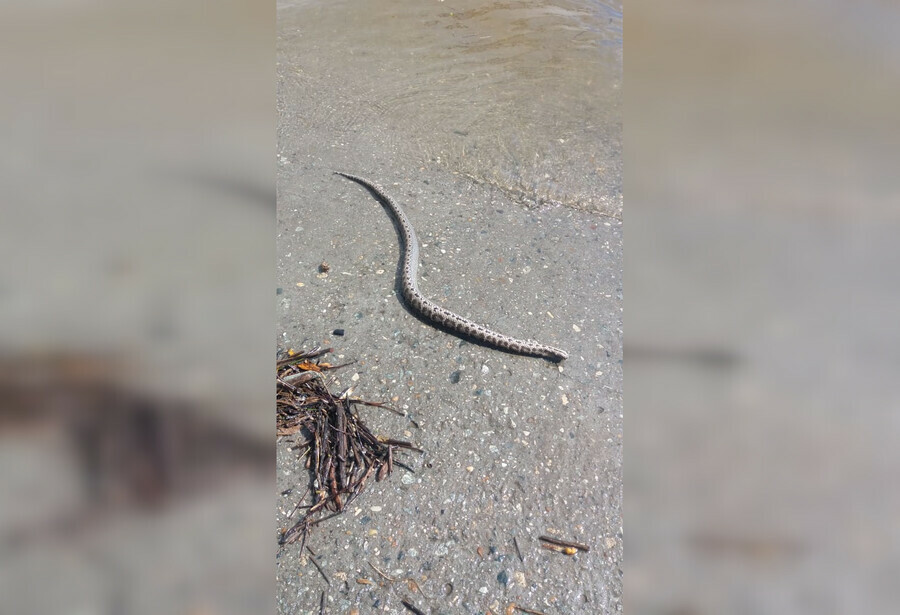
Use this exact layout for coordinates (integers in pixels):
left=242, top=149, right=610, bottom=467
left=336, top=172, right=568, bottom=362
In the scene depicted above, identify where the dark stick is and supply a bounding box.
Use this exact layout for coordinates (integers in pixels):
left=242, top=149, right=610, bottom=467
left=513, top=536, right=524, bottom=562
left=306, top=547, right=330, bottom=585
left=538, top=535, right=590, bottom=552
left=400, top=599, right=426, bottom=615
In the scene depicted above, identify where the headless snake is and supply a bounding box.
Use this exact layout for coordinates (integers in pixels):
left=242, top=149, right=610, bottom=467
left=335, top=172, right=568, bottom=362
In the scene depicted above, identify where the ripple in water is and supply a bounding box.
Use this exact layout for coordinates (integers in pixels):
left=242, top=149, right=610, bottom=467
left=279, top=0, right=622, bottom=216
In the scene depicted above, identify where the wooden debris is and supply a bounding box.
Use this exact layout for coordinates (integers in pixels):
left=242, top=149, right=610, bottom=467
left=400, top=599, right=426, bottom=615
left=538, top=534, right=591, bottom=553
left=277, top=347, right=422, bottom=551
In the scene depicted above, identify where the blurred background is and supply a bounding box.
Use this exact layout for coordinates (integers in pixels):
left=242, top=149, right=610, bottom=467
left=0, top=1, right=273, bottom=614
left=4, top=0, right=899, bottom=613
left=627, top=0, right=900, bottom=613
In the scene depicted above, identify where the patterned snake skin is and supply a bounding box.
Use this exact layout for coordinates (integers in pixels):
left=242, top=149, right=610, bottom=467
left=336, top=172, right=568, bottom=362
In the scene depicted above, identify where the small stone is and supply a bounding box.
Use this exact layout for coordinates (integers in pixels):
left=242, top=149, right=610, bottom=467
left=497, top=570, right=509, bottom=586
left=466, top=466, right=474, bottom=473
left=449, top=370, right=461, bottom=384
left=276, top=287, right=283, bottom=295
left=561, top=394, right=569, bottom=406
left=333, top=328, right=345, bottom=336
left=401, top=473, right=416, bottom=485
left=606, top=537, right=617, bottom=549
left=573, top=324, right=581, bottom=332
left=481, top=364, right=489, bottom=374
left=370, top=506, right=382, bottom=512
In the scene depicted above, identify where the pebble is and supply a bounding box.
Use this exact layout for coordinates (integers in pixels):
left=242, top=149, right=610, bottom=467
left=497, top=570, right=509, bottom=586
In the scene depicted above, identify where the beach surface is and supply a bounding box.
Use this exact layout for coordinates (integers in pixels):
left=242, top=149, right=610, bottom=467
left=277, top=2, right=622, bottom=613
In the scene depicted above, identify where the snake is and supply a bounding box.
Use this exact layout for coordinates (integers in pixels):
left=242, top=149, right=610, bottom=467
left=335, top=172, right=568, bottom=362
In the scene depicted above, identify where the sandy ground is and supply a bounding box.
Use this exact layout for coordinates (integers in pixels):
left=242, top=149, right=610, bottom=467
left=276, top=151, right=622, bottom=614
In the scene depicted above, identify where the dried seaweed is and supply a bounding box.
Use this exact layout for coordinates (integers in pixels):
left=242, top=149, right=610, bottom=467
left=277, top=347, right=421, bottom=550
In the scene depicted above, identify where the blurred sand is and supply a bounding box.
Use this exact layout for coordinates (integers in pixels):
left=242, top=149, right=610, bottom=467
left=627, top=1, right=900, bottom=613
left=0, top=3, right=274, bottom=614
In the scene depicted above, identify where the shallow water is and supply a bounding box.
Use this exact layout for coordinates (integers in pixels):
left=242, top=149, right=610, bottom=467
left=278, top=0, right=622, bottom=216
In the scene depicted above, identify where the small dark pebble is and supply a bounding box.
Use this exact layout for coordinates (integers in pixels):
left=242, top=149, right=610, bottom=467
left=449, top=371, right=461, bottom=384
left=333, top=328, right=345, bottom=336
left=276, top=287, right=283, bottom=295
left=497, top=570, right=509, bottom=586
left=397, top=550, right=404, bottom=560
left=360, top=516, right=371, bottom=524
left=373, top=599, right=381, bottom=608
left=489, top=546, right=498, bottom=556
